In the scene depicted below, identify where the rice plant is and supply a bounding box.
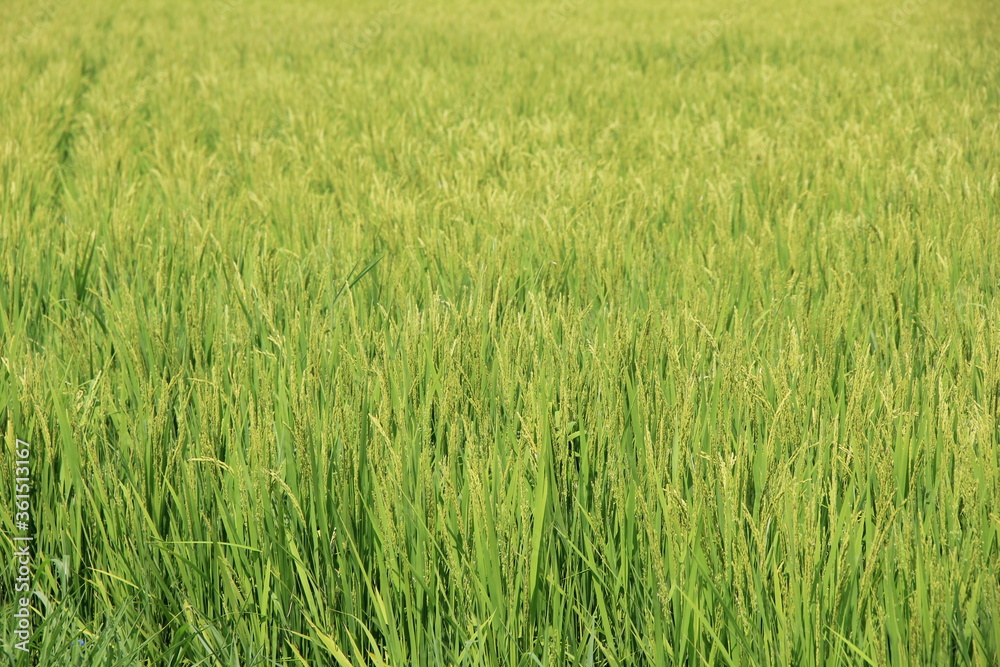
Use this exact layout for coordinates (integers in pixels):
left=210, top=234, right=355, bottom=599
left=1, top=0, right=998, bottom=664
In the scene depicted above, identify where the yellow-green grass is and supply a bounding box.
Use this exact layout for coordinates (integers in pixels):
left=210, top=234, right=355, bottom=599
left=1, top=0, right=999, bottom=663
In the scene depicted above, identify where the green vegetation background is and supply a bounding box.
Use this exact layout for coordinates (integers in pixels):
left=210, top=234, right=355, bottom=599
left=1, top=0, right=998, bottom=663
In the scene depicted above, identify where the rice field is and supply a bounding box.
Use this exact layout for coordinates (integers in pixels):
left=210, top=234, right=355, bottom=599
left=1, top=0, right=999, bottom=664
